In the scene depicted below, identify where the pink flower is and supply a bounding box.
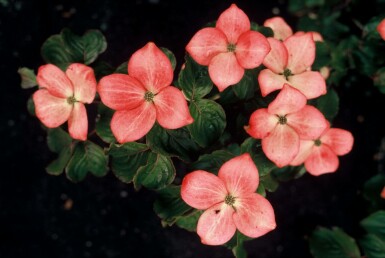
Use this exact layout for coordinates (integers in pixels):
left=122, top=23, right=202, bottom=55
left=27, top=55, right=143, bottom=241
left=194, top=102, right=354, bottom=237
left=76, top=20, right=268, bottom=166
left=290, top=124, right=354, bottom=176
left=186, top=4, right=270, bottom=92
left=181, top=153, right=276, bottom=245
left=98, top=42, right=193, bottom=143
left=258, top=32, right=327, bottom=99
left=381, top=187, right=385, bottom=199
left=33, top=63, right=96, bottom=141
left=377, top=18, right=385, bottom=41
left=264, top=16, right=293, bottom=41
left=245, top=85, right=328, bottom=167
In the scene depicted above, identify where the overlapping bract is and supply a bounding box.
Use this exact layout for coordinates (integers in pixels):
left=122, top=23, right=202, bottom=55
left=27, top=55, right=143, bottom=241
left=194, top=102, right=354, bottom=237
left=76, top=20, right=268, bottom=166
left=33, top=63, right=96, bottom=141
left=378, top=18, right=385, bottom=41
left=181, top=154, right=276, bottom=245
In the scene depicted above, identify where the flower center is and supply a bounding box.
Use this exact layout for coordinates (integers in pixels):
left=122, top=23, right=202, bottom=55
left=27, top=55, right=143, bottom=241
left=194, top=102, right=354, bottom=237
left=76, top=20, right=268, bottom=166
left=224, top=195, right=236, bottom=206
left=144, top=91, right=155, bottom=102
left=67, top=96, right=77, bottom=105
left=283, top=68, right=293, bottom=80
left=278, top=115, right=287, bottom=125
left=314, top=139, right=322, bottom=146
left=227, top=43, right=236, bottom=52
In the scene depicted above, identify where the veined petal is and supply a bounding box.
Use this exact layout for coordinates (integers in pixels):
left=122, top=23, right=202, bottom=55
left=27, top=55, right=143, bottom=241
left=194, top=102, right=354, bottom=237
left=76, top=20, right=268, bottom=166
left=36, top=64, right=73, bottom=98
left=258, top=69, right=288, bottom=97
left=68, top=102, right=88, bottom=141
left=110, top=102, right=156, bottom=143
left=98, top=74, right=146, bottom=111
left=268, top=84, right=307, bottom=116
left=262, top=38, right=288, bottom=74
left=233, top=193, right=276, bottom=238
left=264, top=16, right=293, bottom=40
left=197, top=203, right=236, bottom=246
left=288, top=71, right=326, bottom=99
left=66, top=63, right=96, bottom=104
left=290, top=140, right=315, bottom=166
left=153, top=86, right=193, bottom=129
left=208, top=52, right=244, bottom=92
left=305, top=144, right=339, bottom=176
left=186, top=27, right=228, bottom=66
left=377, top=19, right=385, bottom=41
left=128, top=42, right=173, bottom=93
left=284, top=33, right=315, bottom=74
left=262, top=124, right=299, bottom=167
left=245, top=108, right=277, bottom=139
left=320, top=128, right=354, bottom=156
left=216, top=4, right=250, bottom=44
left=181, top=170, right=227, bottom=210
left=33, top=89, right=72, bottom=128
left=218, top=154, right=259, bottom=197
left=287, top=105, right=327, bottom=140
left=235, top=31, right=270, bottom=69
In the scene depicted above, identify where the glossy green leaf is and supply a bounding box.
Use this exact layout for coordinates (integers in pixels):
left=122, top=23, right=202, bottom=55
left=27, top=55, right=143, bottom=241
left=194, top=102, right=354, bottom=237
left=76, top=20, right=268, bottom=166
left=27, top=96, right=35, bottom=116
left=95, top=103, right=115, bottom=143
left=313, top=42, right=330, bottom=70
left=178, top=55, right=213, bottom=101
left=175, top=210, right=203, bottom=232
left=41, top=34, right=75, bottom=70
left=361, top=211, right=385, bottom=241
left=189, top=150, right=235, bottom=174
left=18, top=67, right=37, bottom=89
left=46, top=147, right=73, bottom=175
left=360, top=234, right=385, bottom=258
left=272, top=165, right=307, bottom=182
left=363, top=174, right=385, bottom=210
left=161, top=47, right=176, bottom=71
left=225, top=232, right=251, bottom=258
left=188, top=99, right=226, bottom=147
left=315, top=88, right=339, bottom=121
left=232, top=69, right=258, bottom=100
left=250, top=22, right=274, bottom=37
left=260, top=173, right=279, bottom=192
left=309, top=227, right=361, bottom=258
left=374, top=67, right=385, bottom=94
left=47, top=127, right=72, bottom=153
left=115, top=61, right=128, bottom=74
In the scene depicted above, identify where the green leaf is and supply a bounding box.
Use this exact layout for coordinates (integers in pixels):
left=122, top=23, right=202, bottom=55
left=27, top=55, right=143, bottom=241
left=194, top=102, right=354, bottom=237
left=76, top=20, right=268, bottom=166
left=315, top=88, right=339, bottom=121
left=18, top=67, right=37, bottom=89
left=232, top=69, right=258, bottom=100
left=115, top=61, right=128, bottom=74
left=225, top=232, right=251, bottom=258
left=309, top=227, right=361, bottom=258
left=360, top=234, right=385, bottom=258
left=153, top=185, right=192, bottom=226
left=272, top=165, right=307, bottom=182
left=188, top=99, right=226, bottom=147
left=27, top=96, right=35, bottom=116
left=65, top=141, right=108, bottom=182
left=361, top=211, right=385, bottom=241
left=46, top=147, right=73, bottom=175
left=260, top=173, right=279, bottom=192
left=161, top=47, right=176, bottom=71
left=175, top=210, right=203, bottom=232
left=313, top=42, right=330, bottom=70
left=178, top=55, right=213, bottom=101
left=95, top=103, right=115, bottom=143
left=41, top=34, right=74, bottom=70
left=363, top=174, right=385, bottom=210
left=250, top=22, right=274, bottom=37
left=374, top=67, right=385, bottom=94
left=109, top=142, right=150, bottom=184
left=47, top=127, right=72, bottom=153
left=190, top=150, right=235, bottom=174
left=133, top=152, right=175, bottom=190
left=146, top=123, right=201, bottom=162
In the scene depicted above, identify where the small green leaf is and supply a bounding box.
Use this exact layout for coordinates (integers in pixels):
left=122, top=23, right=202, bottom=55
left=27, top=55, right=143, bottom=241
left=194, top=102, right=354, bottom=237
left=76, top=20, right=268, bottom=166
left=363, top=174, right=385, bottom=210
left=47, top=127, right=72, bottom=153
left=190, top=150, right=235, bottom=174
left=41, top=34, right=74, bottom=70
left=315, top=88, right=339, bottom=121
left=188, top=99, right=226, bottom=147
left=115, top=61, right=128, bottom=74
left=161, top=47, right=176, bottom=71
left=175, top=210, right=203, bottom=232
left=250, top=22, right=274, bottom=37
left=309, top=227, right=361, bottom=258
left=361, top=211, right=385, bottom=241
left=46, top=147, right=73, bottom=175
left=313, top=42, right=330, bottom=70
left=18, top=67, right=37, bottom=89
left=260, top=173, right=279, bottom=192
left=95, top=103, right=115, bottom=143
left=225, top=232, right=251, bottom=258
left=79, top=29, right=107, bottom=64
left=27, top=96, right=35, bottom=116
left=232, top=69, right=258, bottom=100
left=360, top=234, right=385, bottom=258
left=272, top=165, right=307, bottom=182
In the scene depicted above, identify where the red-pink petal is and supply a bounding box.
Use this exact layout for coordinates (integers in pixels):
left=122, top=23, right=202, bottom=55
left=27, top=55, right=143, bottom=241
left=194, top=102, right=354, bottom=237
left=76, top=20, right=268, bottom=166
left=33, top=89, right=72, bottom=128
left=311, top=31, right=324, bottom=42
left=245, top=108, right=277, bottom=139
left=258, top=69, right=288, bottom=97
left=197, top=203, right=236, bottom=245
left=216, top=4, right=250, bottom=44
left=287, top=105, right=328, bottom=140
left=68, top=102, right=88, bottom=141
left=233, top=193, right=276, bottom=238
left=268, top=84, right=307, bottom=116
left=288, top=71, right=326, bottom=99
left=377, top=19, right=385, bottom=41
left=186, top=28, right=228, bottom=66
left=218, top=154, right=259, bottom=197
left=153, top=86, right=193, bottom=129
left=235, top=31, right=270, bottom=69
left=208, top=52, right=244, bottom=92
left=290, top=140, right=315, bottom=166
left=381, top=187, right=385, bottom=199
left=36, top=64, right=73, bottom=98
left=262, top=124, right=299, bottom=167
left=98, top=74, right=146, bottom=111
left=110, top=102, right=156, bottom=143
left=128, top=42, right=173, bottom=93
left=181, top=170, right=227, bottom=210
left=284, top=33, right=315, bottom=74
left=320, top=128, right=354, bottom=156
left=305, top=144, right=339, bottom=176
left=264, top=17, right=293, bottom=40
left=65, top=63, right=96, bottom=104
left=262, top=38, right=288, bottom=74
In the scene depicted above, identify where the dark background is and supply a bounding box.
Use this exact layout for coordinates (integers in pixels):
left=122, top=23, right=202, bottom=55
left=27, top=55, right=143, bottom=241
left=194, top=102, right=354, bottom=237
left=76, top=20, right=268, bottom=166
left=0, top=0, right=383, bottom=257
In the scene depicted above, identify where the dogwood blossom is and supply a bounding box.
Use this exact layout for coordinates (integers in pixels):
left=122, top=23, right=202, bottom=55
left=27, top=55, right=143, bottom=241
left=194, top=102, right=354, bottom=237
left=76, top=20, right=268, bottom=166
left=378, top=18, right=385, bottom=41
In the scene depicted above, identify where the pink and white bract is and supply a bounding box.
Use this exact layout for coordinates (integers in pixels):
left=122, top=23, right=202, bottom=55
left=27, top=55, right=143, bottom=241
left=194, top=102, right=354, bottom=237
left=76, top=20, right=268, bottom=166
left=186, top=4, right=270, bottom=92
left=290, top=124, right=354, bottom=176
left=33, top=63, right=96, bottom=141
left=245, top=85, right=328, bottom=167
left=264, top=16, right=293, bottom=41
left=98, top=42, right=193, bottom=143
left=181, top=153, right=276, bottom=245
left=377, top=18, right=385, bottom=41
